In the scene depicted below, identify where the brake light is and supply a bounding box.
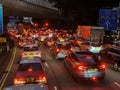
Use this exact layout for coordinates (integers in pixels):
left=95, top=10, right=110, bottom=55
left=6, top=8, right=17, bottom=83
left=99, top=64, right=106, bottom=70
left=28, top=68, right=33, bottom=72
left=56, top=48, right=60, bottom=52
left=22, top=52, right=27, bottom=56
left=78, top=65, right=86, bottom=71
left=70, top=48, right=73, bottom=51
left=36, top=51, right=41, bottom=55
left=19, top=42, right=21, bottom=45
left=76, top=65, right=86, bottom=72
left=36, top=75, right=46, bottom=83
left=14, top=77, right=25, bottom=85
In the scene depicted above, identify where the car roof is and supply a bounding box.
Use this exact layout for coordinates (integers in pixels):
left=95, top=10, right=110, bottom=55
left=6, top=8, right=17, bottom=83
left=24, top=44, right=38, bottom=47
left=20, top=57, right=41, bottom=64
left=56, top=41, right=71, bottom=44
left=3, top=84, right=48, bottom=90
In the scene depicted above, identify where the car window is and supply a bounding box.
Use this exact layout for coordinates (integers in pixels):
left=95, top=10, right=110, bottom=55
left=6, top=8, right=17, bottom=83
left=18, top=63, right=42, bottom=71
left=76, top=52, right=100, bottom=65
left=91, top=42, right=101, bottom=47
left=58, top=43, right=71, bottom=49
left=24, top=46, right=39, bottom=51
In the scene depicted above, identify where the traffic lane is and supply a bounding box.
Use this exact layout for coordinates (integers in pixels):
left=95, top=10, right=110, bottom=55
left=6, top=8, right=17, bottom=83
left=2, top=47, right=22, bottom=88
left=2, top=43, right=120, bottom=90
left=41, top=44, right=120, bottom=90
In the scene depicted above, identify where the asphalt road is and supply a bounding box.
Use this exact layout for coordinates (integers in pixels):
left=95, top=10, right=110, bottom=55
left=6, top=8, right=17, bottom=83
left=1, top=42, right=120, bottom=90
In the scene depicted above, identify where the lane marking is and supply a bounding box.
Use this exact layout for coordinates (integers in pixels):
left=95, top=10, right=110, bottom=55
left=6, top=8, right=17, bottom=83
left=0, top=47, right=17, bottom=90
left=114, top=82, right=120, bottom=88
left=45, top=62, right=49, bottom=67
left=54, top=86, right=58, bottom=90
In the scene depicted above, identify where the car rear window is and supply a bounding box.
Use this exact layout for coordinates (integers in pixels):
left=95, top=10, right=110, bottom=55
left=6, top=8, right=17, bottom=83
left=76, top=52, right=100, bottom=65
left=23, top=46, right=39, bottom=51
left=58, top=43, right=71, bottom=49
left=18, top=63, right=42, bottom=71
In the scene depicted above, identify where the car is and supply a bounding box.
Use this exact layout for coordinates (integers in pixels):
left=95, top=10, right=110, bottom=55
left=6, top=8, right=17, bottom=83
left=101, top=45, right=120, bottom=71
left=88, top=42, right=103, bottom=54
left=51, top=41, right=72, bottom=59
left=64, top=51, right=106, bottom=81
left=3, top=84, right=49, bottom=90
left=44, top=38, right=56, bottom=47
left=14, top=58, right=47, bottom=85
left=22, top=44, right=41, bottom=58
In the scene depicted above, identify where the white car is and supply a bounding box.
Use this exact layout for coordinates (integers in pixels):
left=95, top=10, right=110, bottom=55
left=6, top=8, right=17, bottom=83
left=88, top=42, right=103, bottom=54
left=22, top=44, right=41, bottom=58
left=3, top=84, right=49, bottom=90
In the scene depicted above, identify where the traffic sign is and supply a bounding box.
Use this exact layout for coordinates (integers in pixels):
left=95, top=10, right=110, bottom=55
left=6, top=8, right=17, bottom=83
left=99, top=9, right=118, bottom=31
left=0, top=37, right=6, bottom=43
left=0, top=4, right=3, bottom=34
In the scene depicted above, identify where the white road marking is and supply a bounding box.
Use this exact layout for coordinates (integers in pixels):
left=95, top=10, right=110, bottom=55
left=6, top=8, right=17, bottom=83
left=114, top=82, right=120, bottom=88
left=54, top=86, right=58, bottom=90
left=45, top=62, right=49, bottom=67
left=0, top=47, right=17, bottom=90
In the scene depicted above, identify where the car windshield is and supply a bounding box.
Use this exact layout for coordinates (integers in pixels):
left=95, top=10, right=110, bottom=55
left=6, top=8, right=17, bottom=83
left=76, top=52, right=100, bottom=65
left=18, top=63, right=42, bottom=71
left=23, top=46, right=39, bottom=51
left=58, top=43, right=71, bottom=49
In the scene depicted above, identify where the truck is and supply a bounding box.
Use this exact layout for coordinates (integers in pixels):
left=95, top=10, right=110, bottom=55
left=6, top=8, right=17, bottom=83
left=77, top=25, right=104, bottom=43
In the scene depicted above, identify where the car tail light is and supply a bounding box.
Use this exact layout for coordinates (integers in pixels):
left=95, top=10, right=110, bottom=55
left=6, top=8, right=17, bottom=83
left=28, top=68, right=33, bottom=72
left=36, top=51, right=41, bottom=55
left=75, top=65, right=86, bottom=72
left=56, top=48, right=60, bottom=52
left=36, top=75, right=46, bottom=83
left=92, top=76, right=97, bottom=81
left=14, top=77, right=25, bottom=85
left=70, top=48, right=73, bottom=51
left=18, top=42, right=21, bottom=45
left=99, top=64, right=106, bottom=71
left=22, top=52, right=27, bottom=56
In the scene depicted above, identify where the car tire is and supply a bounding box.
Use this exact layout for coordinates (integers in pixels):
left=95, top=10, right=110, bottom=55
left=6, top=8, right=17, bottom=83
left=113, top=63, right=119, bottom=71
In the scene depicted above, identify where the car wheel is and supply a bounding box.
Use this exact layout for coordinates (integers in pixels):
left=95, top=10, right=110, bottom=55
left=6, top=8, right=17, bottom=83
left=113, top=63, right=119, bottom=71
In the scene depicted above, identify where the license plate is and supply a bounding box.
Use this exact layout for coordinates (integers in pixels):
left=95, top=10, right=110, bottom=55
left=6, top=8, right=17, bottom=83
left=87, top=68, right=98, bottom=72
left=26, top=78, right=34, bottom=83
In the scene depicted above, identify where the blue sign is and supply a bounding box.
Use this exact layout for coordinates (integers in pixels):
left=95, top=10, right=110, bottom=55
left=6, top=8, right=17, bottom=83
left=99, top=9, right=118, bottom=30
left=0, top=4, right=3, bottom=34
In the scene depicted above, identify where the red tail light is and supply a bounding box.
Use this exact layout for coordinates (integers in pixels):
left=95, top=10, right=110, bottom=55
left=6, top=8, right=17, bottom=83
left=22, top=52, right=27, bottom=56
left=99, top=64, right=106, bottom=70
left=70, top=48, right=73, bottom=51
left=28, top=68, right=33, bottom=72
left=14, top=77, right=25, bottom=84
left=75, top=65, right=86, bottom=72
left=36, top=51, right=41, bottom=55
left=19, top=42, right=21, bottom=45
left=56, top=48, right=60, bottom=52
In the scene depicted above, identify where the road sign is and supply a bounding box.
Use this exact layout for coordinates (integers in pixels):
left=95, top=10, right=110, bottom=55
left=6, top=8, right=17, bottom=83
left=99, top=9, right=118, bottom=31
left=0, top=4, right=3, bottom=34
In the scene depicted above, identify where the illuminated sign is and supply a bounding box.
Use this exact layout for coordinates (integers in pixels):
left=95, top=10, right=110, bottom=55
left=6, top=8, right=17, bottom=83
left=0, top=4, right=3, bottom=34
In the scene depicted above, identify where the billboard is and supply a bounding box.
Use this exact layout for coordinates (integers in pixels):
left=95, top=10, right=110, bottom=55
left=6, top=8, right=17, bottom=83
left=99, top=9, right=118, bottom=31
left=77, top=26, right=91, bottom=39
left=0, top=4, right=3, bottom=34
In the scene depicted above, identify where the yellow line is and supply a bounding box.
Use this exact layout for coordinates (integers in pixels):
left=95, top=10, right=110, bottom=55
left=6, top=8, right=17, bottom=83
left=0, top=47, right=17, bottom=90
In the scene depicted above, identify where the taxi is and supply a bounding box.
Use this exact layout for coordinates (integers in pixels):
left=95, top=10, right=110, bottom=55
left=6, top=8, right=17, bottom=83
left=51, top=41, right=72, bottom=59
left=14, top=58, right=47, bottom=85
left=3, top=84, right=49, bottom=90
left=22, top=44, right=41, bottom=58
